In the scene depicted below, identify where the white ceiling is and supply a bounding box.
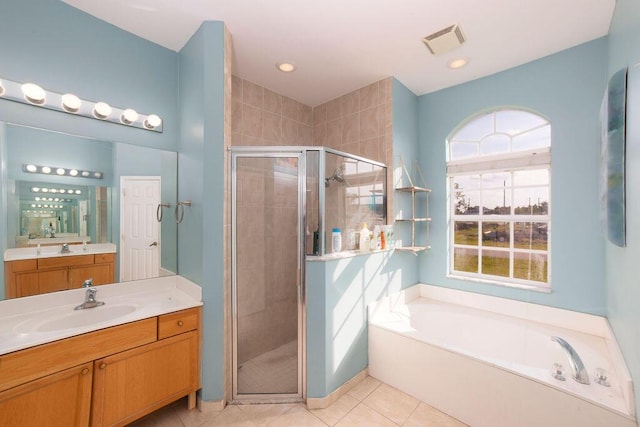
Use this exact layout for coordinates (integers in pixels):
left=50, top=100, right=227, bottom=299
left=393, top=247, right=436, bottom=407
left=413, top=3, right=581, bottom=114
left=63, top=0, right=615, bottom=107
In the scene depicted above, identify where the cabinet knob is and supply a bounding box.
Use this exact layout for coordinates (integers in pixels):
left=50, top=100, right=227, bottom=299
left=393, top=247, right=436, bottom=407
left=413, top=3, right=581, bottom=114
left=81, top=368, right=90, bottom=375
left=99, top=363, right=107, bottom=370
left=177, top=320, right=184, bottom=327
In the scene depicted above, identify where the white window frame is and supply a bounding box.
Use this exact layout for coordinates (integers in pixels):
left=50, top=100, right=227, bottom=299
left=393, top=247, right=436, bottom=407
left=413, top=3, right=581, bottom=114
left=446, top=111, right=551, bottom=291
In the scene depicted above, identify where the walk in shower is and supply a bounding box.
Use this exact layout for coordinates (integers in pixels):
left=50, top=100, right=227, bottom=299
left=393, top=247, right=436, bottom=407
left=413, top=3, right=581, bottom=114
left=230, top=147, right=386, bottom=402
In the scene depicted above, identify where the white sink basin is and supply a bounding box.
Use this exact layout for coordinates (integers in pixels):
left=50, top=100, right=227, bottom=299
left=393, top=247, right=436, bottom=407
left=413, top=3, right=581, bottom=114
left=15, top=304, right=139, bottom=333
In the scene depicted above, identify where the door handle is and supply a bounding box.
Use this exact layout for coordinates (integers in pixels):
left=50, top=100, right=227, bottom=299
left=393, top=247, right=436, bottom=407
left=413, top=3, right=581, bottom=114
left=149, top=241, right=158, bottom=247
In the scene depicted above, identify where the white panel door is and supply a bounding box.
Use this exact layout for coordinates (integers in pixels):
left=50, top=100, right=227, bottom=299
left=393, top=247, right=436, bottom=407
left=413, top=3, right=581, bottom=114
left=120, top=176, right=161, bottom=282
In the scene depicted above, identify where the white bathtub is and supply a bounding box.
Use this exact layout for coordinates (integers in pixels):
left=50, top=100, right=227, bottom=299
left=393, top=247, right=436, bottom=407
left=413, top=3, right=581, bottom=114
left=368, top=284, right=636, bottom=427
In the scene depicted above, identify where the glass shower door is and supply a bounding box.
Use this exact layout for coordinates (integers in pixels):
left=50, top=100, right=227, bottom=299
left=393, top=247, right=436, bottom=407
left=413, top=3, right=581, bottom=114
left=232, top=153, right=303, bottom=401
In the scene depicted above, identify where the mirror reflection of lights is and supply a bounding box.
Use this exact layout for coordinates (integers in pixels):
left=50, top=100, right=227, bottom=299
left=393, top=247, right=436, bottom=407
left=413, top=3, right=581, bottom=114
left=23, top=164, right=104, bottom=179
left=56, top=168, right=65, bottom=175
left=41, top=166, right=51, bottom=174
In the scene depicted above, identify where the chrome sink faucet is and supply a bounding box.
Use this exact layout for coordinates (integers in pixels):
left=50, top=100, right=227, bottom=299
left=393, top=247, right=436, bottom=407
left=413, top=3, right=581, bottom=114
left=61, top=243, right=70, bottom=253
left=551, top=336, right=590, bottom=385
left=74, top=278, right=105, bottom=310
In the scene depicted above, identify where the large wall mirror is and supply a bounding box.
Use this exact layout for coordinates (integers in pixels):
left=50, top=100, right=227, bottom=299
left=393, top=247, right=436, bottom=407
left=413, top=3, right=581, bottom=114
left=2, top=123, right=178, bottom=300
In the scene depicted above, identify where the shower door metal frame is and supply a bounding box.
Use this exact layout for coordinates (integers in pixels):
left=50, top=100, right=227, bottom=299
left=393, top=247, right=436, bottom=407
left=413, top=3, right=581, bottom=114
left=230, top=147, right=307, bottom=403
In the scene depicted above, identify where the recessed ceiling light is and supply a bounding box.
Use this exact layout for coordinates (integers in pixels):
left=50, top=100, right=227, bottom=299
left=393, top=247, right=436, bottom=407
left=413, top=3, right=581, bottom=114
left=276, top=63, right=296, bottom=73
left=448, top=58, right=468, bottom=69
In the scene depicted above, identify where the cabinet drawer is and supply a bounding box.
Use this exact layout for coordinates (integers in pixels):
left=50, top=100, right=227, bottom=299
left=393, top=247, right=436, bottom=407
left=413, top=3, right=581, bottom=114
left=38, top=255, right=94, bottom=269
left=94, top=253, right=115, bottom=264
left=6, top=259, right=37, bottom=273
left=158, top=308, right=199, bottom=340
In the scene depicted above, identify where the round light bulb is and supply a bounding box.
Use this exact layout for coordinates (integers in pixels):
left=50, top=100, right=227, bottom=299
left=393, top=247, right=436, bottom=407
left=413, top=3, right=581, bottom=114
left=144, top=114, right=162, bottom=129
left=61, top=93, right=82, bottom=113
left=56, top=168, right=66, bottom=175
left=67, top=189, right=74, bottom=194
left=25, top=164, right=37, bottom=172
left=0, top=80, right=5, bottom=97
left=94, top=172, right=102, bottom=178
left=31, top=204, right=36, bottom=208
left=31, top=187, right=40, bottom=192
left=75, top=190, right=82, bottom=195
left=276, top=62, right=296, bottom=72
left=41, top=166, right=51, bottom=174
left=21, top=83, right=46, bottom=105
left=81, top=171, right=90, bottom=177
left=50, top=189, right=58, bottom=193
left=69, top=169, right=78, bottom=176
left=41, top=188, right=49, bottom=193
left=121, top=108, right=139, bottom=124
left=93, top=102, right=112, bottom=119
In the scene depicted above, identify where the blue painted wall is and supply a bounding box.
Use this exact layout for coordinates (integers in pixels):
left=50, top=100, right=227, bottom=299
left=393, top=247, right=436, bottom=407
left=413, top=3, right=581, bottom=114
left=606, top=0, right=640, bottom=418
left=417, top=39, right=608, bottom=315
left=306, top=251, right=418, bottom=397
left=177, top=22, right=227, bottom=401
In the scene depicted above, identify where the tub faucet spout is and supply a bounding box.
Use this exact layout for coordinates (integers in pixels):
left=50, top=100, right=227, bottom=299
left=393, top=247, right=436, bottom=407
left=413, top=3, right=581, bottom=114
left=551, top=336, right=590, bottom=385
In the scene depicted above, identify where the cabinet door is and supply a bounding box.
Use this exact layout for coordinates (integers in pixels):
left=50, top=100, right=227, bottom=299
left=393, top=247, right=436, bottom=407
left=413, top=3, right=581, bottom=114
left=15, top=268, right=68, bottom=297
left=0, top=362, right=92, bottom=427
left=91, top=330, right=199, bottom=427
left=69, top=263, right=113, bottom=288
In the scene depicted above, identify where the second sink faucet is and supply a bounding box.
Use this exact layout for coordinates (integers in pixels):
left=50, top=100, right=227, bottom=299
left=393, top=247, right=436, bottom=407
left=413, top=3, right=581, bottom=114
left=75, top=278, right=105, bottom=310
left=61, top=243, right=70, bottom=253
left=551, top=336, right=590, bottom=385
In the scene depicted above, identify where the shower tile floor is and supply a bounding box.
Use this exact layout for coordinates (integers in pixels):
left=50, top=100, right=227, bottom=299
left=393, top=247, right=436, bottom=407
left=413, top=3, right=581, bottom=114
left=127, top=376, right=467, bottom=426
left=237, top=340, right=298, bottom=394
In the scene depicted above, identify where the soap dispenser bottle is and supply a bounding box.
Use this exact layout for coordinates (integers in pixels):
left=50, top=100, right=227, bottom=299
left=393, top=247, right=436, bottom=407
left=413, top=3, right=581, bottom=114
left=359, top=223, right=370, bottom=252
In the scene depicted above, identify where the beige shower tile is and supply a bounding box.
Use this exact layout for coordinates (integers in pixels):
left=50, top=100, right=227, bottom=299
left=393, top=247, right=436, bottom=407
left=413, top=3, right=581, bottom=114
left=342, top=113, right=360, bottom=144
left=362, top=383, right=419, bottom=425
left=360, top=138, right=380, bottom=163
left=299, top=103, right=313, bottom=125
left=360, top=106, right=380, bottom=140
left=232, top=99, right=243, bottom=134
left=342, top=91, right=360, bottom=117
left=359, top=82, right=379, bottom=110
left=313, top=103, right=327, bottom=124
left=282, top=117, right=298, bottom=145
left=327, top=118, right=344, bottom=147
left=243, top=79, right=263, bottom=109
left=242, top=105, right=263, bottom=138
left=232, top=75, right=243, bottom=102
left=283, top=96, right=299, bottom=120
left=326, top=97, right=343, bottom=122
left=264, top=88, right=282, bottom=114
left=314, top=123, right=328, bottom=146
left=262, top=111, right=282, bottom=143
left=299, top=124, right=313, bottom=145
left=334, top=403, right=395, bottom=427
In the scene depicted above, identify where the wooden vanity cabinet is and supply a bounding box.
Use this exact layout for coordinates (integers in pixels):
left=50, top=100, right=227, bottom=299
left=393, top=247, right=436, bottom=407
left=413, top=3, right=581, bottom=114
left=0, top=362, right=93, bottom=427
left=4, top=253, right=115, bottom=298
left=0, top=307, right=201, bottom=427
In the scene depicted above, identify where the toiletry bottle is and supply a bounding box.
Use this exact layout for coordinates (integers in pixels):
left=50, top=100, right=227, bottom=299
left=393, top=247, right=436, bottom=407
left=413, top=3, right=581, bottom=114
left=380, top=230, right=386, bottom=250
left=332, top=228, right=342, bottom=253
left=313, top=230, right=319, bottom=255
left=37, top=243, right=41, bottom=255
left=359, top=223, right=370, bottom=252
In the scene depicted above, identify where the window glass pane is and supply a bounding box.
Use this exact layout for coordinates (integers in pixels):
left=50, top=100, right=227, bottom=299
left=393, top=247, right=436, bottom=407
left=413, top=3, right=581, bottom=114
left=513, top=169, right=549, bottom=186
left=514, top=187, right=549, bottom=215
left=514, top=222, right=548, bottom=250
left=454, top=221, right=478, bottom=245
left=453, top=174, right=480, bottom=190
left=514, top=252, right=548, bottom=282
left=482, top=222, right=510, bottom=247
left=453, top=113, right=493, bottom=141
left=482, top=172, right=511, bottom=188
left=454, top=190, right=479, bottom=215
left=513, top=124, right=551, bottom=151
left=495, top=110, right=548, bottom=135
left=450, top=141, right=478, bottom=160
left=481, top=249, right=510, bottom=277
left=482, top=189, right=511, bottom=215
left=454, top=248, right=478, bottom=273
left=480, top=134, right=510, bottom=156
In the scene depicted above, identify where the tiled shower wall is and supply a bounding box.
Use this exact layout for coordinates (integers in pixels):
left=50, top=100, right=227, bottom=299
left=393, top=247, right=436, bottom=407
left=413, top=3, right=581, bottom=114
left=228, top=75, right=393, bottom=375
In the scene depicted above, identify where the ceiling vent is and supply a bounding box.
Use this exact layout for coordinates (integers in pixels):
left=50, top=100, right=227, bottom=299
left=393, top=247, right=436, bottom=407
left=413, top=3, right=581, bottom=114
left=423, top=24, right=466, bottom=55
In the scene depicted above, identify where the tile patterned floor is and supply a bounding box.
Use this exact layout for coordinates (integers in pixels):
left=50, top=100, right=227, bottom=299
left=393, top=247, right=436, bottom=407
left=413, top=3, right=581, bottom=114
left=237, top=340, right=298, bottom=394
left=128, top=376, right=466, bottom=426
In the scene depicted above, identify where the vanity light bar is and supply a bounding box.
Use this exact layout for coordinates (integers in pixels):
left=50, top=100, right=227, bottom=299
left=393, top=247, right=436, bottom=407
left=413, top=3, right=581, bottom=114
left=31, top=186, right=82, bottom=195
left=23, top=164, right=103, bottom=180
left=0, top=77, right=163, bottom=132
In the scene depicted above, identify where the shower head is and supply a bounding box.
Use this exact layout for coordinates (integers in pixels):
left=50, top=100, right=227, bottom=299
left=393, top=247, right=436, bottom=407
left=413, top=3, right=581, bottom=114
left=325, top=166, right=346, bottom=187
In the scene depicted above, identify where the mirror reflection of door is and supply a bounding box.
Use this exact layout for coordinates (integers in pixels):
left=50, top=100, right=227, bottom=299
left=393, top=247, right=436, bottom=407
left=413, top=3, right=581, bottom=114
left=120, top=176, right=161, bottom=282
left=78, top=200, right=88, bottom=237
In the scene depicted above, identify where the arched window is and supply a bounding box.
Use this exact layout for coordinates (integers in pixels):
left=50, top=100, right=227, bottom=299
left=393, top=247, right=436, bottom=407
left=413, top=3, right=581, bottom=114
left=447, top=108, right=551, bottom=289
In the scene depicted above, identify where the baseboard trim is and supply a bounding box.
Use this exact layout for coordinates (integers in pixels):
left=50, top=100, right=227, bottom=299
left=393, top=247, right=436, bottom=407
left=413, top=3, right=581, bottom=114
left=197, top=397, right=226, bottom=413
left=306, top=368, right=368, bottom=410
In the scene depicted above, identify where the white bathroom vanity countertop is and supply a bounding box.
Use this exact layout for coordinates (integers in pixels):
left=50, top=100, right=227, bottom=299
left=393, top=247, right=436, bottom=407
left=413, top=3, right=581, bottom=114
left=4, top=242, right=116, bottom=261
left=0, top=275, right=202, bottom=355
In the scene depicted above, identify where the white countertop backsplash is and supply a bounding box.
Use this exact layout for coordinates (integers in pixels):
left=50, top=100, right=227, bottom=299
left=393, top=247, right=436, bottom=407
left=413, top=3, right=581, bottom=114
left=4, top=243, right=117, bottom=261
left=0, top=275, right=202, bottom=355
